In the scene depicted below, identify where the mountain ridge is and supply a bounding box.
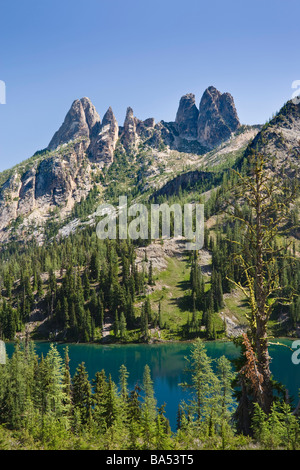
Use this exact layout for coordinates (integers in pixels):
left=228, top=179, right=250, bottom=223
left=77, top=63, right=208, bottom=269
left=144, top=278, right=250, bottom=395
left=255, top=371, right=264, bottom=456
left=2, top=86, right=299, bottom=248
left=0, top=85, right=247, bottom=244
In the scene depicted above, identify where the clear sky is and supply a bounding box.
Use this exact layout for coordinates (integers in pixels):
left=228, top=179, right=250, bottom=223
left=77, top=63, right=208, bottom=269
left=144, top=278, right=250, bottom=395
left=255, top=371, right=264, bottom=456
left=0, top=0, right=299, bottom=171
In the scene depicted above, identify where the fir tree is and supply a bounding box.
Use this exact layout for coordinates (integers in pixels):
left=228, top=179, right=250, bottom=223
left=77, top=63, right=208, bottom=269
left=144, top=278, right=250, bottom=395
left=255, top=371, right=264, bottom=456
left=72, top=362, right=93, bottom=425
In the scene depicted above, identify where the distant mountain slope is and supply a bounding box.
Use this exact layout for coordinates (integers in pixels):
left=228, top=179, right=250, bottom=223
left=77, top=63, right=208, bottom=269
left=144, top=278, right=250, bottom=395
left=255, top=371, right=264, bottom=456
left=244, top=98, right=300, bottom=178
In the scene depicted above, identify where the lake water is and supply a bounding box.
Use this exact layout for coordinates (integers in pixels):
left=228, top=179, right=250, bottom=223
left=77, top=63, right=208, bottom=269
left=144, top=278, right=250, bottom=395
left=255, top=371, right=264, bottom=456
left=5, top=338, right=300, bottom=431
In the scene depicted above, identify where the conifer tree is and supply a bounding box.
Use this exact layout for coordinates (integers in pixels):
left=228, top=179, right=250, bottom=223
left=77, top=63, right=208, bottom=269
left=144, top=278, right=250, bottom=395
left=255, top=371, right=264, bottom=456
left=180, top=338, right=221, bottom=433
left=72, top=362, right=93, bottom=425
left=106, top=374, right=120, bottom=428
left=141, top=365, right=156, bottom=448
left=119, top=312, right=127, bottom=339
left=62, top=346, right=72, bottom=412
left=92, top=369, right=108, bottom=430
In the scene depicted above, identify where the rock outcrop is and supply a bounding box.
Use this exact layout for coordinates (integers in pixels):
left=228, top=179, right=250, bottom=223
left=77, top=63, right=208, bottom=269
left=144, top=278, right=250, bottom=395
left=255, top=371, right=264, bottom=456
left=120, top=107, right=138, bottom=152
left=0, top=172, right=22, bottom=232
left=48, top=97, right=100, bottom=151
left=197, top=86, right=240, bottom=148
left=175, top=93, right=199, bottom=139
left=0, top=86, right=245, bottom=244
left=244, top=98, right=300, bottom=177
left=89, top=107, right=119, bottom=166
left=0, top=139, right=93, bottom=242
left=47, top=87, right=241, bottom=164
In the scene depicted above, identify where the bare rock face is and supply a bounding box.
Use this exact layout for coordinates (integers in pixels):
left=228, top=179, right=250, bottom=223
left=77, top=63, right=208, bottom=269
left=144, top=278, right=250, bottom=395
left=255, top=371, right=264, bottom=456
left=89, top=107, right=119, bottom=166
left=0, top=138, right=93, bottom=243
left=218, top=92, right=240, bottom=133
left=120, top=107, right=138, bottom=152
left=144, top=121, right=176, bottom=149
left=120, top=109, right=158, bottom=153
left=197, top=86, right=240, bottom=148
left=18, top=166, right=37, bottom=214
left=48, top=97, right=100, bottom=151
left=136, top=117, right=156, bottom=140
left=35, top=157, right=73, bottom=205
left=80, top=97, right=101, bottom=131
left=47, top=97, right=119, bottom=167
left=0, top=172, right=22, bottom=232
left=244, top=98, right=300, bottom=178
left=175, top=93, right=199, bottom=139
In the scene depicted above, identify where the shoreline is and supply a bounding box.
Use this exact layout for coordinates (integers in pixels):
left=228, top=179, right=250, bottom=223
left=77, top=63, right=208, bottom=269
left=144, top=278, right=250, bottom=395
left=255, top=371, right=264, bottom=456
left=5, top=335, right=299, bottom=347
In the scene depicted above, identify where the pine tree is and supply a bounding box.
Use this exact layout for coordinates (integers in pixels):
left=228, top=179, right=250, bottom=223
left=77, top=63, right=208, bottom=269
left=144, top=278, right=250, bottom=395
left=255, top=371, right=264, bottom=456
left=106, top=374, right=120, bottom=428
left=92, top=370, right=108, bottom=430
left=119, top=364, right=129, bottom=406
left=43, top=344, right=70, bottom=418
left=148, top=261, right=154, bottom=286
left=216, top=355, right=236, bottom=447
left=114, top=310, right=119, bottom=337
left=140, top=301, right=149, bottom=339
left=180, top=338, right=221, bottom=433
left=72, top=362, right=93, bottom=425
left=83, top=269, right=90, bottom=301
left=119, top=312, right=127, bottom=339
left=141, top=365, right=157, bottom=448
left=90, top=252, right=100, bottom=281
left=158, top=301, right=163, bottom=329
left=4, top=342, right=29, bottom=429
left=62, top=346, right=72, bottom=413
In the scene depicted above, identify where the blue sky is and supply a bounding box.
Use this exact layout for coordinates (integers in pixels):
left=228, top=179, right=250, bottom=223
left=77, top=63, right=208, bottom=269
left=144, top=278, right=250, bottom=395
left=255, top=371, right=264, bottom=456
left=0, top=0, right=299, bottom=171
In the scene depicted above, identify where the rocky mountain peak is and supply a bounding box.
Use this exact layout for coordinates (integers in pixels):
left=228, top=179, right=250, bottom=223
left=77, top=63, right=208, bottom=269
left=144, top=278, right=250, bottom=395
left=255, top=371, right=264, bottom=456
left=0, top=85, right=262, bottom=245
left=124, top=106, right=134, bottom=120
left=103, top=106, right=116, bottom=123
left=244, top=98, right=300, bottom=177
left=46, top=87, right=241, bottom=161
left=88, top=106, right=119, bottom=166
left=48, top=97, right=100, bottom=151
left=197, top=86, right=240, bottom=148
left=80, top=97, right=101, bottom=131
left=175, top=93, right=199, bottom=139
left=121, top=107, right=138, bottom=151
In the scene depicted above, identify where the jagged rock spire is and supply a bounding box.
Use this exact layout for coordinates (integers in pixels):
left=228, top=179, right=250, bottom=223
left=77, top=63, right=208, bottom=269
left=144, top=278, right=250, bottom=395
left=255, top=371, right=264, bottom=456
left=48, top=97, right=100, bottom=151
left=175, top=93, right=199, bottom=138
left=121, top=107, right=138, bottom=151
left=89, top=106, right=119, bottom=166
left=197, top=86, right=240, bottom=148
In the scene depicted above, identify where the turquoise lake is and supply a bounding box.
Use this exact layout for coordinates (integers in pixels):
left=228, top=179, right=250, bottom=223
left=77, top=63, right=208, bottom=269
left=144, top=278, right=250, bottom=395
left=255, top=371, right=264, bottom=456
left=5, top=339, right=300, bottom=431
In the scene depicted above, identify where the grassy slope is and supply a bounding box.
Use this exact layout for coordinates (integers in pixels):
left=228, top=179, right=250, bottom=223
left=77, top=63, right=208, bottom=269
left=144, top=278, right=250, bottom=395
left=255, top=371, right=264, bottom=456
left=137, top=253, right=249, bottom=342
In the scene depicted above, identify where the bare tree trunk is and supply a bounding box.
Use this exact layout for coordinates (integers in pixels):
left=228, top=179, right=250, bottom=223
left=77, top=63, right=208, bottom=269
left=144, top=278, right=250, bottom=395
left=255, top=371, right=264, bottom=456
left=255, top=319, right=273, bottom=412
left=254, top=164, right=273, bottom=413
